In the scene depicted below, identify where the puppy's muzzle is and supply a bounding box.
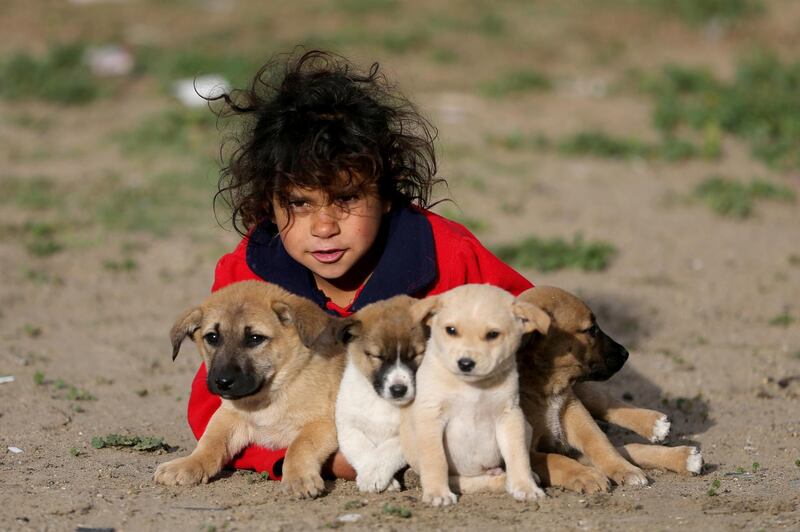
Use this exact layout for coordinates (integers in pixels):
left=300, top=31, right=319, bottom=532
left=586, top=336, right=629, bottom=381
left=457, top=357, right=476, bottom=373
left=389, top=383, right=408, bottom=399
left=207, top=364, right=262, bottom=400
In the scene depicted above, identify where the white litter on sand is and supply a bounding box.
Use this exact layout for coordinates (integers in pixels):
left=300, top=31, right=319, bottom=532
left=173, top=75, right=230, bottom=107
left=8, top=447, right=23, bottom=454
left=337, top=514, right=362, bottom=523
left=0, top=376, right=15, bottom=384
left=85, top=45, right=134, bottom=77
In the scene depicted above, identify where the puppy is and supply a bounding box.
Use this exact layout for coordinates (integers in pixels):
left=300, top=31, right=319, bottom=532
left=517, top=286, right=702, bottom=494
left=400, top=284, right=551, bottom=506
left=153, top=281, right=345, bottom=498
left=334, top=295, right=426, bottom=493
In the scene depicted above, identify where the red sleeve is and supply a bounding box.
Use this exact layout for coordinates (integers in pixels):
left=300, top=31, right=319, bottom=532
left=186, top=237, right=287, bottom=479
left=424, top=211, right=533, bottom=296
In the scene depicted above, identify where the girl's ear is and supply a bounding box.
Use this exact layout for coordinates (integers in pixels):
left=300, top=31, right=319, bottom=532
left=381, top=199, right=392, bottom=215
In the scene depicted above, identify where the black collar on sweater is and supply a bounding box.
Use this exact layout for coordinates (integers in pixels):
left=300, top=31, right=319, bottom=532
left=245, top=206, right=437, bottom=314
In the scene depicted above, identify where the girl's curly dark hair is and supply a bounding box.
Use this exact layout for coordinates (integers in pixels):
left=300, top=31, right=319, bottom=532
left=211, top=49, right=442, bottom=235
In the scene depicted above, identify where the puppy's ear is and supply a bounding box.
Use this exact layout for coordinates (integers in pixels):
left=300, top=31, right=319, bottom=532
left=170, top=307, right=203, bottom=361
left=410, top=295, right=440, bottom=326
left=272, top=296, right=331, bottom=348
left=337, top=319, right=362, bottom=345
left=512, top=301, right=551, bottom=336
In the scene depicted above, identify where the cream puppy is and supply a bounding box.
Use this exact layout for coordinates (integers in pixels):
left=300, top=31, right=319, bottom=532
left=401, top=284, right=551, bottom=506
left=334, top=295, right=426, bottom=493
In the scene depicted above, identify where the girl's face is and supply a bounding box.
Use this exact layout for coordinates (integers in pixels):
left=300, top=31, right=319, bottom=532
left=272, top=183, right=391, bottom=296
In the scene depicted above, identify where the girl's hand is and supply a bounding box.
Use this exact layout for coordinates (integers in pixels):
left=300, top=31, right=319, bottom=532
left=323, top=450, right=357, bottom=480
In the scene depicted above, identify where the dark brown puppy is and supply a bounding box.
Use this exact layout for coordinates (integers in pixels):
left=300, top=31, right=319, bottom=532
left=517, top=286, right=702, bottom=494
left=154, top=281, right=346, bottom=498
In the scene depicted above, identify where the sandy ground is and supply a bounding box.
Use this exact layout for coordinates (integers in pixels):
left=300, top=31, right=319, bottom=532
left=1, top=1, right=799, bottom=530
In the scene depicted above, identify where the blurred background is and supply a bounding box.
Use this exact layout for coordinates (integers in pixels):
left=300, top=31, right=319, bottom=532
left=1, top=0, right=799, bottom=529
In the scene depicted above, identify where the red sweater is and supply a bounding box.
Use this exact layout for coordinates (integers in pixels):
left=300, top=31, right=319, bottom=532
left=187, top=207, right=532, bottom=479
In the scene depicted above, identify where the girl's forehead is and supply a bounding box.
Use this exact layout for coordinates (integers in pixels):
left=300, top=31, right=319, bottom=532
left=279, top=174, right=378, bottom=199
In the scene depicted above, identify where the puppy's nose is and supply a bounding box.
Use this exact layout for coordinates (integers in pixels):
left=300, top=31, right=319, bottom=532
left=389, top=384, right=408, bottom=398
left=457, top=357, right=476, bottom=373
left=215, top=375, right=236, bottom=391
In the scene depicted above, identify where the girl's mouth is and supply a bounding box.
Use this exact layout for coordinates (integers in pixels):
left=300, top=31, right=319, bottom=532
left=311, top=249, right=346, bottom=264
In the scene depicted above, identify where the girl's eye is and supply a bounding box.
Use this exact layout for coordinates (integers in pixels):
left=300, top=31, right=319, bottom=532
left=445, top=326, right=458, bottom=336
left=204, top=332, right=220, bottom=346
left=485, top=330, right=501, bottom=341
left=288, top=200, right=312, bottom=212
left=245, top=334, right=268, bottom=348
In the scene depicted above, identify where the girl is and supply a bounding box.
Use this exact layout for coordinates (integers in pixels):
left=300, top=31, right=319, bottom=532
left=188, top=49, right=533, bottom=481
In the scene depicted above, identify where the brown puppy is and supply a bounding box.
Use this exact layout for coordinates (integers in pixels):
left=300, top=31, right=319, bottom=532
left=517, top=286, right=702, bottom=494
left=154, top=281, right=345, bottom=498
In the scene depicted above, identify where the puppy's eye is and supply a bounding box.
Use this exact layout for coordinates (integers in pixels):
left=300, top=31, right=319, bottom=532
left=445, top=326, right=458, bottom=336
left=485, top=330, right=501, bottom=341
left=364, top=351, right=382, bottom=360
left=245, top=334, right=268, bottom=348
left=582, top=324, right=600, bottom=338
left=204, top=332, right=220, bottom=346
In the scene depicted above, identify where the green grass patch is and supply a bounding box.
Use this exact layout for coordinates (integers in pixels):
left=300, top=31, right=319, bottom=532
left=475, top=13, right=507, bottom=37
left=94, top=170, right=213, bottom=236
left=558, top=130, right=716, bottom=161
left=480, top=69, right=551, bottom=98
left=22, top=222, right=63, bottom=257
left=693, top=177, right=795, bottom=218
left=636, top=0, right=763, bottom=25
left=3, top=176, right=60, bottom=210
left=103, top=258, right=138, bottom=272
left=335, top=0, right=398, bottom=13
left=117, top=108, right=219, bottom=155
left=0, top=43, right=101, bottom=105
left=489, top=129, right=715, bottom=162
left=768, top=312, right=794, bottom=327
left=91, top=434, right=171, bottom=452
left=493, top=235, right=616, bottom=272
left=646, top=53, right=800, bottom=169
left=136, top=47, right=261, bottom=89
left=382, top=503, right=412, bottom=518
left=33, top=372, right=96, bottom=401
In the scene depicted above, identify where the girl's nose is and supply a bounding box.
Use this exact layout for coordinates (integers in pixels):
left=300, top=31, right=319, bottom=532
left=310, top=205, right=341, bottom=238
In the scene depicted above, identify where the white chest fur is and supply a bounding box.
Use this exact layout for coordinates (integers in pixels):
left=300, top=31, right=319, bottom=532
left=336, top=361, right=401, bottom=450
left=416, top=355, right=519, bottom=477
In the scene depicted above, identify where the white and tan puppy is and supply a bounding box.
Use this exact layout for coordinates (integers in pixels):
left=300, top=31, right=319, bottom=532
left=334, top=295, right=426, bottom=492
left=401, top=284, right=551, bottom=506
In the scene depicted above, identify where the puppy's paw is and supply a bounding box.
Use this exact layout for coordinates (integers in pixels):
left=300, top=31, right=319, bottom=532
left=562, top=465, right=610, bottom=494
left=422, top=487, right=458, bottom=507
left=684, top=447, right=703, bottom=475
left=356, top=468, right=398, bottom=493
left=385, top=478, right=401, bottom=492
left=608, top=463, right=648, bottom=487
left=282, top=472, right=325, bottom=499
left=153, top=457, right=210, bottom=486
left=649, top=414, right=671, bottom=443
left=507, top=478, right=546, bottom=502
